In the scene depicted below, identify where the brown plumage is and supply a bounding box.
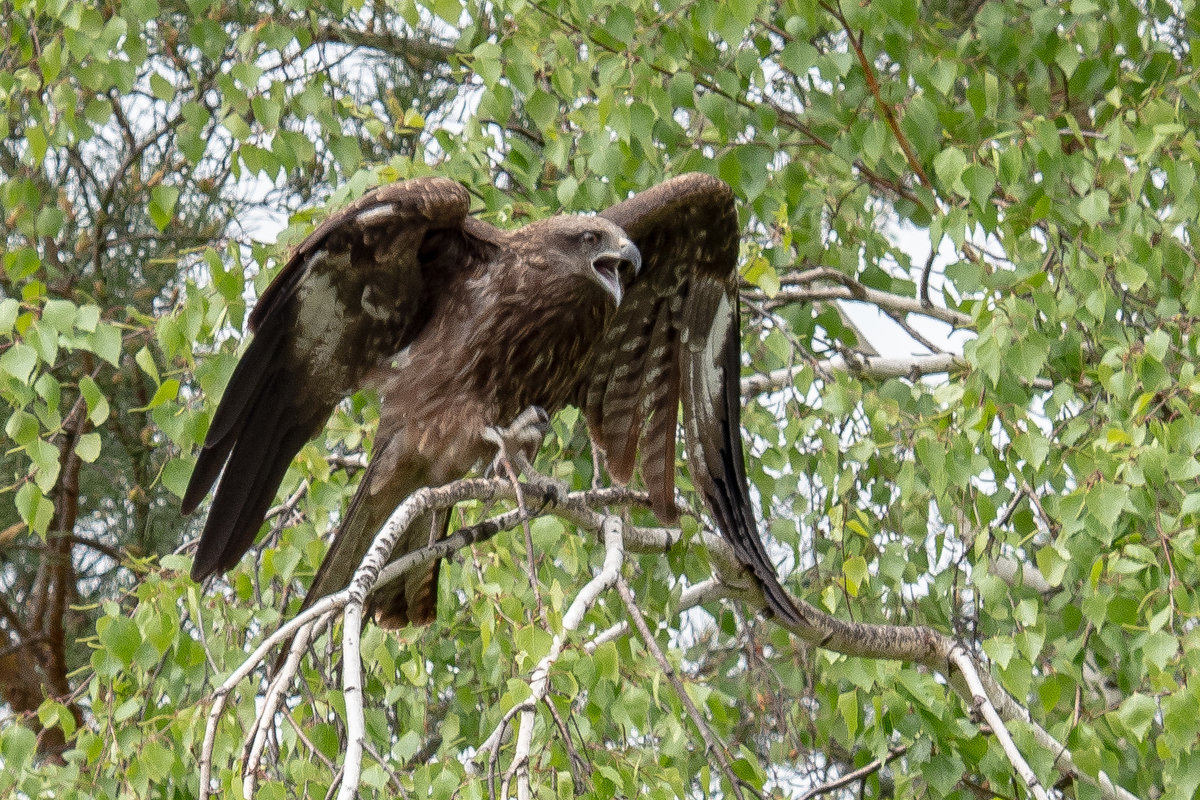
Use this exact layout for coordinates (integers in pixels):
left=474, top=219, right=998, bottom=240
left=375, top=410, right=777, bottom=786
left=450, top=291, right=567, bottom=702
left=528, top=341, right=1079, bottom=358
left=182, top=173, right=806, bottom=628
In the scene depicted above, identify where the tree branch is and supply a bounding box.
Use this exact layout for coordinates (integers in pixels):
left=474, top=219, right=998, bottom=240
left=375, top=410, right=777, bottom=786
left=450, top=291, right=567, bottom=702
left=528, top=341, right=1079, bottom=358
left=749, top=266, right=973, bottom=328
left=742, top=353, right=964, bottom=395
left=821, top=0, right=933, bottom=190
left=950, top=646, right=1050, bottom=800
left=197, top=466, right=1138, bottom=800
left=797, top=744, right=908, bottom=800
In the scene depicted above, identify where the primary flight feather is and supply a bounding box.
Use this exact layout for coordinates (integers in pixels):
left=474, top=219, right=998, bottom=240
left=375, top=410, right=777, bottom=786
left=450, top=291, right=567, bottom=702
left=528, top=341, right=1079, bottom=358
left=182, top=173, right=805, bottom=628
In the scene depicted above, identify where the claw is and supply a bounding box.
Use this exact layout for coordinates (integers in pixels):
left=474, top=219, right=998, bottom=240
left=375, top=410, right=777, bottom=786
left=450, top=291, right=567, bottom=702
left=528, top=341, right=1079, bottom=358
left=482, top=406, right=551, bottom=472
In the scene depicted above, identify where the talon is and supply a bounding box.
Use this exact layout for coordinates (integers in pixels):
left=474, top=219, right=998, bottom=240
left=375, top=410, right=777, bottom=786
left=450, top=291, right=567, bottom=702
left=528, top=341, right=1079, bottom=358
left=528, top=476, right=566, bottom=508
left=484, top=406, right=552, bottom=477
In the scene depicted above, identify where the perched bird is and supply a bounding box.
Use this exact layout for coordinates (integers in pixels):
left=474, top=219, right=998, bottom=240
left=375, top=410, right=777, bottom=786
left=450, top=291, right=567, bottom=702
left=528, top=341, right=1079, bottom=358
left=182, top=173, right=804, bottom=628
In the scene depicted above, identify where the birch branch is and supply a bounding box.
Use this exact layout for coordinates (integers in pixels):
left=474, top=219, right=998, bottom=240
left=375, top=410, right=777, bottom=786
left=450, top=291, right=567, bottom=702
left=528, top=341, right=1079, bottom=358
left=796, top=744, right=908, bottom=800
left=583, top=577, right=740, bottom=653
left=741, top=354, right=963, bottom=395
left=949, top=646, right=1051, bottom=800
left=337, top=586, right=366, bottom=800
left=196, top=464, right=1137, bottom=800
left=715, top=552, right=1138, bottom=800
left=742, top=354, right=1055, bottom=395
left=475, top=515, right=626, bottom=798
left=747, top=266, right=973, bottom=328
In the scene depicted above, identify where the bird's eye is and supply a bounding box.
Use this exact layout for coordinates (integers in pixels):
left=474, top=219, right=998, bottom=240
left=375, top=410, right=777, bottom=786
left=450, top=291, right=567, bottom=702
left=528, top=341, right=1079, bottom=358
left=580, top=231, right=599, bottom=247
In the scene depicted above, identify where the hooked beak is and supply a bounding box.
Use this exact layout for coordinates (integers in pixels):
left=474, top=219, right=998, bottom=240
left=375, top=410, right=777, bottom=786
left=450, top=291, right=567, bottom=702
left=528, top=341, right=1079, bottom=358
left=592, top=238, right=641, bottom=306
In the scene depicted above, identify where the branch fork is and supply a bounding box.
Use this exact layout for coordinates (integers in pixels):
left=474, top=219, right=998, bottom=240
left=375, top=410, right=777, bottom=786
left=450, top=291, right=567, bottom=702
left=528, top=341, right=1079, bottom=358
left=196, top=460, right=1138, bottom=800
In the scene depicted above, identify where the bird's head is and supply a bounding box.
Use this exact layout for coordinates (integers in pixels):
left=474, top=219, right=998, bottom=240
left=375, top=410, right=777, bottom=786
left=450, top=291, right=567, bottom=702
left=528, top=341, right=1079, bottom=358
left=526, top=216, right=641, bottom=306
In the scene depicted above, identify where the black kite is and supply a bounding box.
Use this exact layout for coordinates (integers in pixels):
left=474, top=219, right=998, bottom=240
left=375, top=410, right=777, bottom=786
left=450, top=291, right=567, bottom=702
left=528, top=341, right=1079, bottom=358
left=182, top=173, right=804, bottom=628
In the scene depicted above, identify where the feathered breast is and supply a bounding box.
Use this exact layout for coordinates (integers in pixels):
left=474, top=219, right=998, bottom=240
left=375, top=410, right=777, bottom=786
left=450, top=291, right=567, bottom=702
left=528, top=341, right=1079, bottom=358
left=467, top=255, right=615, bottom=420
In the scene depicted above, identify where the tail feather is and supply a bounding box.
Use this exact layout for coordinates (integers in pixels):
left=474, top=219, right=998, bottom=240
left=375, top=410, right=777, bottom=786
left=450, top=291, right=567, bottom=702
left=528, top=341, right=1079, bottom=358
left=294, top=461, right=447, bottom=629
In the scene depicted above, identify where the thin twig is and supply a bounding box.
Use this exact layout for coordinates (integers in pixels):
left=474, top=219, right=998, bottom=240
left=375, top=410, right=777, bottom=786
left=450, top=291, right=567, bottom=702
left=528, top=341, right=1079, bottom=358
left=797, top=744, right=908, bottom=800
left=821, top=0, right=932, bottom=190
left=616, top=576, right=755, bottom=800
left=753, top=266, right=973, bottom=327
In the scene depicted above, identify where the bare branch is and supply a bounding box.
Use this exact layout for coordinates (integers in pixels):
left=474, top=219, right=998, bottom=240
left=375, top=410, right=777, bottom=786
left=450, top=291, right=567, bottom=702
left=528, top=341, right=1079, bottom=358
left=742, top=353, right=963, bottom=395
left=950, top=646, right=1050, bottom=800
left=617, top=576, right=755, bottom=800
left=749, top=273, right=972, bottom=328
left=821, top=0, right=933, bottom=190
left=797, top=744, right=908, bottom=800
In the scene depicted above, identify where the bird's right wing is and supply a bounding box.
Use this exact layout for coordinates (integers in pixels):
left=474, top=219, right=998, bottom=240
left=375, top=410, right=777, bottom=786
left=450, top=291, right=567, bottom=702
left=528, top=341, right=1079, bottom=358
left=182, top=177, right=471, bottom=581
left=583, top=173, right=807, bottom=627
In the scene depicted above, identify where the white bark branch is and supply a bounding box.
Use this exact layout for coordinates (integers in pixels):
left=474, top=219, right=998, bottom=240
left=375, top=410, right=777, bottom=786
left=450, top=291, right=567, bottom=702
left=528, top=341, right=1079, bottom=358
left=583, top=577, right=726, bottom=653
left=242, top=618, right=320, bottom=798
left=950, top=646, right=1050, bottom=800
left=742, top=354, right=963, bottom=395
left=742, top=353, right=1054, bottom=395
left=336, top=589, right=365, bottom=800
left=750, top=266, right=974, bottom=328
left=476, top=515, right=626, bottom=797
left=196, top=464, right=1137, bottom=800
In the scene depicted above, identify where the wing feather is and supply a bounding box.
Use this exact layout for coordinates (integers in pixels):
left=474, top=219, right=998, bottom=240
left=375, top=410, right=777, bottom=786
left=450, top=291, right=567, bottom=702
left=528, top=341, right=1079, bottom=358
left=184, top=177, right=471, bottom=581
left=636, top=309, right=681, bottom=522
left=592, top=296, right=662, bottom=481
left=583, top=173, right=807, bottom=626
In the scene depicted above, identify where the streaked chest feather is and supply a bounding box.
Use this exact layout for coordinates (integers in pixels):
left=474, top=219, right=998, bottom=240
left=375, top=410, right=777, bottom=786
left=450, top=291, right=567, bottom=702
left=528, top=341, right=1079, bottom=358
left=386, top=263, right=613, bottom=427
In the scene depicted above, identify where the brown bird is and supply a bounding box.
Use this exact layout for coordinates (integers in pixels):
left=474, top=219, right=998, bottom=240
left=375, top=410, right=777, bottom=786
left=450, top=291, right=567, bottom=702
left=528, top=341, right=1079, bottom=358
left=182, top=173, right=804, bottom=628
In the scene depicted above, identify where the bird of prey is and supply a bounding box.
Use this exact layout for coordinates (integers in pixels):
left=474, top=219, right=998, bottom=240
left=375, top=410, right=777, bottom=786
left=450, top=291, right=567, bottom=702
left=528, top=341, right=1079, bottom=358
left=182, top=173, right=804, bottom=629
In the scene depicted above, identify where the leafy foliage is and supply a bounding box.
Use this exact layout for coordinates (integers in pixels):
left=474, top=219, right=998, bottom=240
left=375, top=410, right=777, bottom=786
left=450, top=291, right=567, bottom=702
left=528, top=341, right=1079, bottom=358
left=2, top=0, right=1198, bottom=797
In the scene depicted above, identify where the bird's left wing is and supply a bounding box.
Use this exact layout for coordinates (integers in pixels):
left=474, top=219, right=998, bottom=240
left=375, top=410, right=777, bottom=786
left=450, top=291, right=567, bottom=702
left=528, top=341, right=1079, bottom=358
left=183, top=177, right=471, bottom=581
left=580, top=173, right=806, bottom=626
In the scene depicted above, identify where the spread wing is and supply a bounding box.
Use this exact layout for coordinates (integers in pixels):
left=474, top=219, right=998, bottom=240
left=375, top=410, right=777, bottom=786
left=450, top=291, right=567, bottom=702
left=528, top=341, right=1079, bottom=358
left=582, top=173, right=806, bottom=626
left=182, top=177, right=472, bottom=581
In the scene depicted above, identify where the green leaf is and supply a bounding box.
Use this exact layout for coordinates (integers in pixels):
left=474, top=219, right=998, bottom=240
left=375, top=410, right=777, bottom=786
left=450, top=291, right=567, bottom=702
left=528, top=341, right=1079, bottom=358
left=31, top=438, right=61, bottom=492
left=15, top=483, right=53, bottom=535
left=472, top=42, right=502, bottom=87
left=837, top=689, right=859, bottom=738
left=149, top=72, right=174, bottom=101
left=0, top=342, right=38, bottom=384
left=933, top=147, right=967, bottom=191
left=149, top=184, right=180, bottom=231
left=842, top=555, right=868, bottom=597
left=0, top=298, right=19, bottom=335
left=98, top=615, right=142, bottom=668
left=1078, top=190, right=1110, bottom=227
left=0, top=724, right=36, bottom=772
left=26, top=126, right=47, bottom=165
left=75, top=432, right=102, bottom=463
left=87, top=323, right=123, bottom=366
left=1115, top=693, right=1157, bottom=741
left=79, top=375, right=110, bottom=425
left=135, top=345, right=160, bottom=383
left=6, top=409, right=39, bottom=446
left=142, top=378, right=179, bottom=409
left=1085, top=482, right=1128, bottom=536
left=36, top=206, right=65, bottom=237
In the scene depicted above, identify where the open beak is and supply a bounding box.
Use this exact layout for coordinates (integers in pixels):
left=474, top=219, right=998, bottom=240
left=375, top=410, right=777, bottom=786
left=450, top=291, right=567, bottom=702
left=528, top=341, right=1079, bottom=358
left=592, top=238, right=641, bottom=305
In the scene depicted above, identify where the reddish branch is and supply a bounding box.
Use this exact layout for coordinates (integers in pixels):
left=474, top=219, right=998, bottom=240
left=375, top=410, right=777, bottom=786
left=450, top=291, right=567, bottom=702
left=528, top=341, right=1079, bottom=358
left=528, top=0, right=920, bottom=205
left=0, top=395, right=89, bottom=762
left=820, top=1, right=933, bottom=192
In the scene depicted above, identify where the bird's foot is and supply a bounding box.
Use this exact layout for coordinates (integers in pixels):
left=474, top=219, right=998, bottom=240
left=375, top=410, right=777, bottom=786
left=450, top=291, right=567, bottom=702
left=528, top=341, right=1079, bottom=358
left=483, top=407, right=566, bottom=507
left=522, top=469, right=570, bottom=511
left=483, top=406, right=550, bottom=465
